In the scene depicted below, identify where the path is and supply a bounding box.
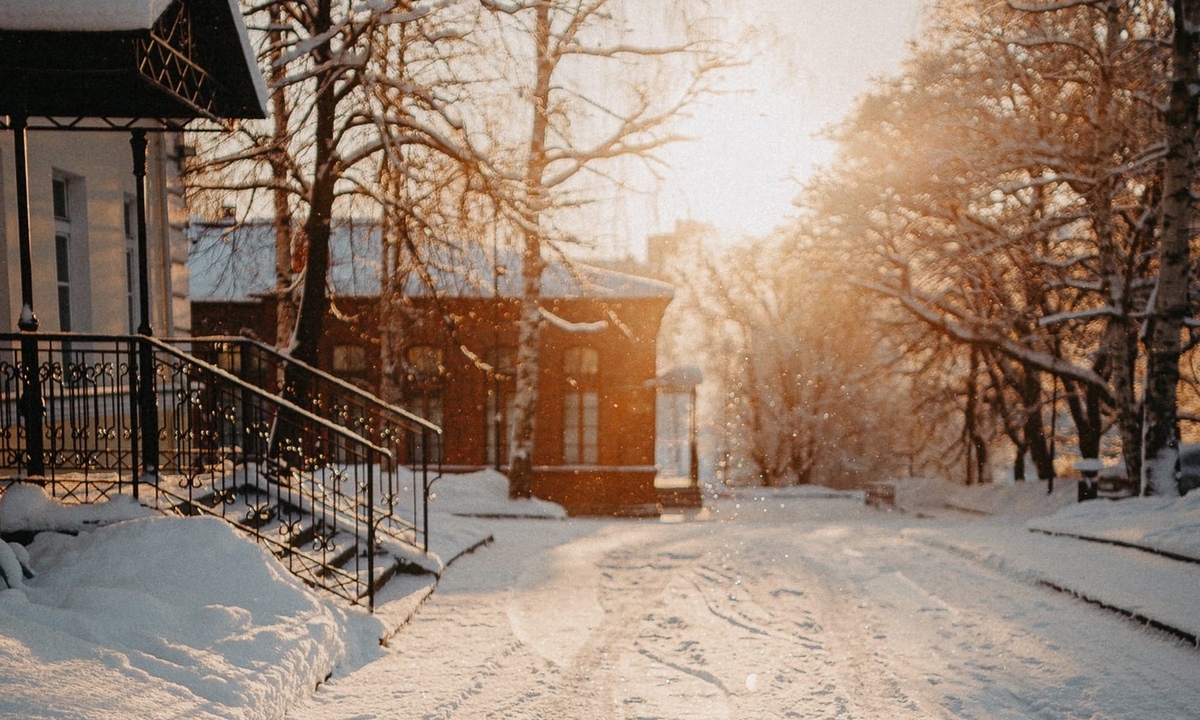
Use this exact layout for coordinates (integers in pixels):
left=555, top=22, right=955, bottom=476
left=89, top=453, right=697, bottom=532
left=287, top=497, right=1200, bottom=719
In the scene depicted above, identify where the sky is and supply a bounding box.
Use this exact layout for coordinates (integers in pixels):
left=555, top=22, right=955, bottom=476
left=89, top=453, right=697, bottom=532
left=613, top=0, right=928, bottom=252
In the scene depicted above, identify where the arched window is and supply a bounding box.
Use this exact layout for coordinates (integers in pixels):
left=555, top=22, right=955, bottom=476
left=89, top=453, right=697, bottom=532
left=563, top=346, right=599, bottom=464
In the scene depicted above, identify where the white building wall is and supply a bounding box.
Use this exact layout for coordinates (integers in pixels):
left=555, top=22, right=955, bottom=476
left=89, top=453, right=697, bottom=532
left=0, top=129, right=183, bottom=335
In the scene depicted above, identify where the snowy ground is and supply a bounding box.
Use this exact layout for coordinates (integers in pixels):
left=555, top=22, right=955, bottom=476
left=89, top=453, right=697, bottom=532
left=2, top=473, right=1199, bottom=719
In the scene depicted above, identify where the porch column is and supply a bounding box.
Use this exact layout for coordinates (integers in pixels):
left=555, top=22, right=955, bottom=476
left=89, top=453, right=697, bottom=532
left=12, top=114, right=44, bottom=476
left=131, top=130, right=158, bottom=482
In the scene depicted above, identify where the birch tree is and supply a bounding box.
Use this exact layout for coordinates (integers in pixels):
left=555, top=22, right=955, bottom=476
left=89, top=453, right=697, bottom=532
left=1141, top=0, right=1200, bottom=496
left=477, top=0, right=726, bottom=498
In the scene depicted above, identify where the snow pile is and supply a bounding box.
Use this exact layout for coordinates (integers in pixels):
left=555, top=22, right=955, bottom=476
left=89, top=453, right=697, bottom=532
left=0, top=513, right=357, bottom=720
left=428, top=469, right=566, bottom=520
left=0, top=483, right=158, bottom=532
left=0, top=470, right=560, bottom=719
left=1030, top=492, right=1200, bottom=560
left=895, top=476, right=1078, bottom=518
left=0, top=0, right=174, bottom=31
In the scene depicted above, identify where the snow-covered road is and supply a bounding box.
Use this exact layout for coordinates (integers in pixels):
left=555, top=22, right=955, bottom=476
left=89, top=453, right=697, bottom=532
left=288, top=496, right=1200, bottom=719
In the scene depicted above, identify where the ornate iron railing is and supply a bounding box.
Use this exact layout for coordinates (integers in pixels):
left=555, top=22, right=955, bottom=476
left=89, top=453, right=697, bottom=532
left=172, top=336, right=443, bottom=548
left=0, top=332, right=436, bottom=609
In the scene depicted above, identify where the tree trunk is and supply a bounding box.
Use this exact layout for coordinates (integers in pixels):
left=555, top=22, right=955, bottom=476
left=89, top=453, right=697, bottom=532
left=290, top=0, right=336, bottom=371
left=507, top=1, right=552, bottom=499
left=270, top=3, right=296, bottom=351
left=1021, top=368, right=1056, bottom=481
left=1142, top=0, right=1200, bottom=497
left=1013, top=446, right=1027, bottom=482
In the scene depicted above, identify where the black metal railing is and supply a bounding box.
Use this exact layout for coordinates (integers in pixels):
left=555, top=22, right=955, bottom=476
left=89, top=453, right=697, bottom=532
left=0, top=332, right=439, bottom=609
left=172, top=336, right=443, bottom=549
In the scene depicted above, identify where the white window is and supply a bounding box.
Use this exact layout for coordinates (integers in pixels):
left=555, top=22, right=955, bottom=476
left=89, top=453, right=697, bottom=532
left=563, top=346, right=600, bottom=464
left=485, top=347, right=516, bottom=467
left=563, top=390, right=599, bottom=465
left=123, top=195, right=138, bottom=333
left=486, top=390, right=516, bottom=467
left=53, top=177, right=72, bottom=332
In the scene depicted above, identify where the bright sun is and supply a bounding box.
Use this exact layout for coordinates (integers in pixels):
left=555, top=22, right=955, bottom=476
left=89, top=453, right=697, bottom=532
left=614, top=0, right=926, bottom=252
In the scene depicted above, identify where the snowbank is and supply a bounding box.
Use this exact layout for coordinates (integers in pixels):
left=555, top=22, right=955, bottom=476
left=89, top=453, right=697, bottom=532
left=895, top=476, right=1078, bottom=518
left=0, top=483, right=157, bottom=532
left=427, top=469, right=566, bottom=520
left=1030, top=492, right=1200, bottom=560
left=0, top=515, right=356, bottom=720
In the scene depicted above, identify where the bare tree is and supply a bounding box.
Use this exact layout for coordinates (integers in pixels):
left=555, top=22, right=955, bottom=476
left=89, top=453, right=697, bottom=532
left=186, top=0, right=487, bottom=373
left=477, top=0, right=727, bottom=498
left=807, top=0, right=1172, bottom=485
left=1141, top=0, right=1200, bottom=496
left=683, top=233, right=919, bottom=488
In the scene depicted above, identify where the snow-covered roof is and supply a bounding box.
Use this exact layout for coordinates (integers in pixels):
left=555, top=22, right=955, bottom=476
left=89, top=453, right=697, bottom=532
left=0, top=0, right=268, bottom=120
left=0, top=0, right=174, bottom=31
left=188, top=219, right=675, bottom=303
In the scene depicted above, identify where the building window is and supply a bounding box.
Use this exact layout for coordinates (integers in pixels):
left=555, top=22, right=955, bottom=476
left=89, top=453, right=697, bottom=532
left=332, top=344, right=367, bottom=375
left=405, top=345, right=444, bottom=379
left=123, top=196, right=138, bottom=333
left=564, top=346, right=599, bottom=383
left=563, top=390, right=599, bottom=465
left=53, top=177, right=73, bottom=332
left=563, top=346, right=599, bottom=465
left=403, top=345, right=445, bottom=464
left=52, top=177, right=69, bottom=221
left=485, top=347, right=516, bottom=467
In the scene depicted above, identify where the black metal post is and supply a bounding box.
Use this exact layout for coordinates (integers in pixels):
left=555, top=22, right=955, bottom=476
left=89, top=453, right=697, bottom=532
left=131, top=130, right=158, bottom=486
left=13, top=115, right=44, bottom=476
left=689, top=385, right=699, bottom=488
left=366, top=454, right=376, bottom=611
left=422, top=427, right=430, bottom=551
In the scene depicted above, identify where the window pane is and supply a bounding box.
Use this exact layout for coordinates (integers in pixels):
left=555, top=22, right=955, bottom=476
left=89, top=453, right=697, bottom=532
left=52, top=178, right=69, bottom=220
left=57, top=286, right=72, bottom=331
left=563, top=392, right=580, bottom=463
left=406, top=345, right=444, bottom=377
left=333, top=345, right=367, bottom=373
left=55, top=235, right=70, bottom=283
left=583, top=392, right=599, bottom=464
left=564, top=347, right=599, bottom=379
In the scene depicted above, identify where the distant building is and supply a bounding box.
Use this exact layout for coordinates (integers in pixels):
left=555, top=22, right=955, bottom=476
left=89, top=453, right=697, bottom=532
left=190, top=221, right=677, bottom=516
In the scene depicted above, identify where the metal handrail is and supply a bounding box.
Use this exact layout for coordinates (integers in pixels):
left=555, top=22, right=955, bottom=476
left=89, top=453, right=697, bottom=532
left=171, top=335, right=443, bottom=548
left=168, top=335, right=442, bottom=436
left=148, top=335, right=394, bottom=454
left=0, top=331, right=426, bottom=609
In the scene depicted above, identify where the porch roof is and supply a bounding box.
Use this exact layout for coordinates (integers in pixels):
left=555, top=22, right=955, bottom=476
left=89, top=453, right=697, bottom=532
left=0, top=0, right=267, bottom=121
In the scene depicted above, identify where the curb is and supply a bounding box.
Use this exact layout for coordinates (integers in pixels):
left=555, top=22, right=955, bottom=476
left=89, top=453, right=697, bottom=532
left=1028, top=528, right=1200, bottom=566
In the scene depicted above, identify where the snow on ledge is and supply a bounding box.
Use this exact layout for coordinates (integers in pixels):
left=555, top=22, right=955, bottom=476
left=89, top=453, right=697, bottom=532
left=0, top=0, right=173, bottom=32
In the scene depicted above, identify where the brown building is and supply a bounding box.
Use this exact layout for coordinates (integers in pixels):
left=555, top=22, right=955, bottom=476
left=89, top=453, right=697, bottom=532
left=190, top=221, right=675, bottom=516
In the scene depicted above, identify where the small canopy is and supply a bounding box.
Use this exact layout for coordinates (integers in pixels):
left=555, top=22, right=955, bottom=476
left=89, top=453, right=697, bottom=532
left=0, top=0, right=267, bottom=121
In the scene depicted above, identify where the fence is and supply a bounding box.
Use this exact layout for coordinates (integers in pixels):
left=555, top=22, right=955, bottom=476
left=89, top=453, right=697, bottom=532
left=0, top=332, right=440, bottom=609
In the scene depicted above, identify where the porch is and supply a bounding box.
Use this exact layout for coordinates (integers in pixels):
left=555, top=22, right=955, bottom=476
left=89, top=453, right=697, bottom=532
left=0, top=331, right=441, bottom=609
